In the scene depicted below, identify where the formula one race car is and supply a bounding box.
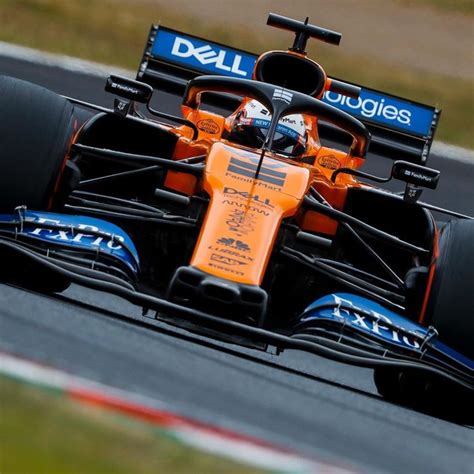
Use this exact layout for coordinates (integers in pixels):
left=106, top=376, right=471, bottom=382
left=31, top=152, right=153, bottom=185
left=0, top=14, right=472, bottom=419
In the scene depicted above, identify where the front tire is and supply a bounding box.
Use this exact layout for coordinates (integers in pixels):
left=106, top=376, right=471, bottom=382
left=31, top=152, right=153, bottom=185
left=0, top=75, right=75, bottom=212
left=0, top=76, right=76, bottom=293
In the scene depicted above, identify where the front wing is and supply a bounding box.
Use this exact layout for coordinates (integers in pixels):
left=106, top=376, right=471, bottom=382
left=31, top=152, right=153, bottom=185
left=0, top=210, right=472, bottom=395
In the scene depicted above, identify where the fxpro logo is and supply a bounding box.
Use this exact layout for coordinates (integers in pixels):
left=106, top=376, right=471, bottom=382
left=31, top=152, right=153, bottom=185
left=331, top=294, right=420, bottom=349
left=171, top=37, right=247, bottom=76
left=28, top=217, right=124, bottom=250
left=324, top=91, right=412, bottom=126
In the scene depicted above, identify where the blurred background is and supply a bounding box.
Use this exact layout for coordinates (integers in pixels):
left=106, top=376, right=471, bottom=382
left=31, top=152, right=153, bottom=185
left=1, top=2, right=473, bottom=473
left=0, top=0, right=473, bottom=148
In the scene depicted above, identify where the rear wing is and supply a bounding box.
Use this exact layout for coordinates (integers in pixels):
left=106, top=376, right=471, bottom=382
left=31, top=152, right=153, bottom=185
left=137, top=25, right=441, bottom=164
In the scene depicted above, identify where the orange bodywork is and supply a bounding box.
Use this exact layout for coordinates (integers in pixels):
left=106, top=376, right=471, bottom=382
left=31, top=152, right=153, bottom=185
left=190, top=142, right=309, bottom=285
left=159, top=65, right=367, bottom=286
left=299, top=147, right=362, bottom=236
left=161, top=104, right=366, bottom=286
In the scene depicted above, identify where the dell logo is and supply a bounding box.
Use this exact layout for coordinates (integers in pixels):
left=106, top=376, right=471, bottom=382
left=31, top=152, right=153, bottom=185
left=272, top=88, right=293, bottom=104
left=171, top=37, right=247, bottom=76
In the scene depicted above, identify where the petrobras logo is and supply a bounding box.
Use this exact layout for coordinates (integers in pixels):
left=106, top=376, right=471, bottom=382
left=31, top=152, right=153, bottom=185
left=323, top=90, right=411, bottom=126
left=171, top=37, right=247, bottom=76
left=152, top=28, right=256, bottom=79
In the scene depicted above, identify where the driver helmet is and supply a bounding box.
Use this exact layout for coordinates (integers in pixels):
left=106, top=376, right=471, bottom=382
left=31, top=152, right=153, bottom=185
left=227, top=99, right=307, bottom=157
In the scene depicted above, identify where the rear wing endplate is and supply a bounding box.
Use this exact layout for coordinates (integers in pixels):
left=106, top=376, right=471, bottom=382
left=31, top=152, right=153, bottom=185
left=137, top=25, right=440, bottom=164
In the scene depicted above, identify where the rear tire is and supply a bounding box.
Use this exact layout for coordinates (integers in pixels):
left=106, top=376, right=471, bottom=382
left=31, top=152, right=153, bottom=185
left=373, top=367, right=473, bottom=424
left=425, top=219, right=474, bottom=359
left=374, top=219, right=474, bottom=421
left=0, top=75, right=75, bottom=212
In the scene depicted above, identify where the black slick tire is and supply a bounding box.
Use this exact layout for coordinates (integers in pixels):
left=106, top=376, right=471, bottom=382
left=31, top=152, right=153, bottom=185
left=425, top=219, right=474, bottom=359
left=0, top=75, right=75, bottom=212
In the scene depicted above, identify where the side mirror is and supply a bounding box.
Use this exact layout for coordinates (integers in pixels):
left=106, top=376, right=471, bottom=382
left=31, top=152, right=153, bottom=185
left=105, top=75, right=153, bottom=104
left=392, top=161, right=440, bottom=189
left=392, top=160, right=440, bottom=202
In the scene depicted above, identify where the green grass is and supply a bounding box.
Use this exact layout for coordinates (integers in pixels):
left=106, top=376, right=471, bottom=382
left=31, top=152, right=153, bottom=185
left=0, top=376, right=266, bottom=474
left=0, top=0, right=472, bottom=148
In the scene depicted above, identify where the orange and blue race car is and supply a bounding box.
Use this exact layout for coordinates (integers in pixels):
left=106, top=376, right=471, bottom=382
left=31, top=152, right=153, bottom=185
left=0, top=13, right=472, bottom=420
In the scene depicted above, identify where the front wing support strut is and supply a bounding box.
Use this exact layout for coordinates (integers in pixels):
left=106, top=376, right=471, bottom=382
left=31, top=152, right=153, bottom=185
left=0, top=236, right=471, bottom=391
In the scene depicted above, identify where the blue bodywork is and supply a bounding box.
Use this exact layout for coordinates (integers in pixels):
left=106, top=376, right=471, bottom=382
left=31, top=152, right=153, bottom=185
left=299, top=293, right=473, bottom=371
left=0, top=211, right=140, bottom=274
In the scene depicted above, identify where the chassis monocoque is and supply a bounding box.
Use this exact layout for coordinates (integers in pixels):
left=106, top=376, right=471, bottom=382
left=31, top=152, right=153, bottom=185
left=0, top=14, right=472, bottom=419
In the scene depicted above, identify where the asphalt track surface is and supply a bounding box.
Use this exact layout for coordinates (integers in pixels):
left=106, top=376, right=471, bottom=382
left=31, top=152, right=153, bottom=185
left=1, top=55, right=473, bottom=473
